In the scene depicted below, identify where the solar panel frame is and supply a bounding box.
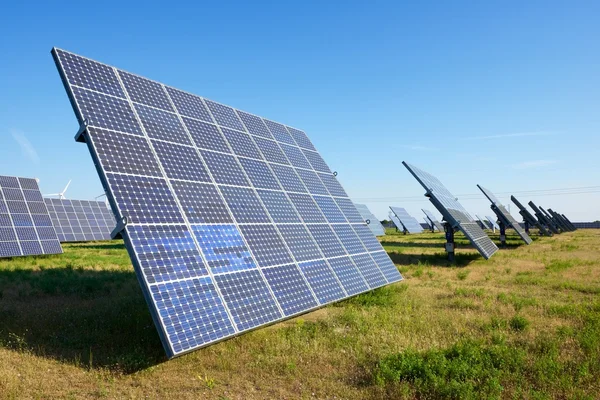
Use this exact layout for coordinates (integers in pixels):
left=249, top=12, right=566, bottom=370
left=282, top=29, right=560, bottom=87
left=0, top=176, right=63, bottom=258
left=354, top=203, right=385, bottom=236
left=402, top=162, right=498, bottom=259
left=422, top=209, right=444, bottom=232
left=53, top=48, right=402, bottom=358
left=389, top=207, right=424, bottom=234
left=477, top=185, right=532, bottom=244
left=45, top=198, right=116, bottom=242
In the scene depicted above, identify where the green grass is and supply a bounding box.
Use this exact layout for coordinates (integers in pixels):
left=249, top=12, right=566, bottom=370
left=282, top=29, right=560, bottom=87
left=0, top=230, right=599, bottom=399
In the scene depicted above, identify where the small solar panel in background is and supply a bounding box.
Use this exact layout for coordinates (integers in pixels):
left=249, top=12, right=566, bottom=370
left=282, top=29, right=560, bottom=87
left=45, top=198, right=116, bottom=242
left=0, top=175, right=63, bottom=257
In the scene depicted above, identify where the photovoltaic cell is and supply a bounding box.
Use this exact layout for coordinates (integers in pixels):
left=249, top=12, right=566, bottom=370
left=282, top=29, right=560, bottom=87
left=0, top=176, right=62, bottom=257
left=45, top=198, right=116, bottom=242
left=402, top=162, right=498, bottom=259
left=53, top=48, right=402, bottom=358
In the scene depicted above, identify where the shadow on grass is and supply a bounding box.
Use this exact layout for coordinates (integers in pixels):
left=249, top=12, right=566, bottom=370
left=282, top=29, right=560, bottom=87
left=0, top=266, right=165, bottom=373
left=387, top=251, right=480, bottom=268
left=69, top=242, right=127, bottom=250
left=380, top=241, right=445, bottom=249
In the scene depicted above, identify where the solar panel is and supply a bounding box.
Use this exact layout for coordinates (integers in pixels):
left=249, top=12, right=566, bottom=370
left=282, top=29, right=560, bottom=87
left=44, top=198, right=116, bottom=242
left=354, top=203, right=385, bottom=236
left=422, top=209, right=444, bottom=231
left=548, top=208, right=572, bottom=232
left=475, top=214, right=489, bottom=230
left=528, top=201, right=559, bottom=234
left=402, top=162, right=498, bottom=259
left=389, top=207, right=424, bottom=233
left=388, top=212, right=403, bottom=231
left=510, top=195, right=550, bottom=236
left=477, top=185, right=532, bottom=244
left=485, top=215, right=500, bottom=230
left=52, top=48, right=403, bottom=358
left=0, top=175, right=63, bottom=258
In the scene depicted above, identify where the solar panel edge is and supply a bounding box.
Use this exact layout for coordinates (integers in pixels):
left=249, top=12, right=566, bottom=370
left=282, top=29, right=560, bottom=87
left=53, top=49, right=402, bottom=357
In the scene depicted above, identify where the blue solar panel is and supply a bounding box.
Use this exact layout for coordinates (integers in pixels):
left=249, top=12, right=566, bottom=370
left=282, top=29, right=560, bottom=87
left=389, top=207, right=424, bottom=234
left=45, top=198, right=116, bottom=242
left=0, top=176, right=62, bottom=257
left=53, top=48, right=403, bottom=358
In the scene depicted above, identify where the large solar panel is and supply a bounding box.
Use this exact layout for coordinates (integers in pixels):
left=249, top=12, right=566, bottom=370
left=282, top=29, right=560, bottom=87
left=0, top=175, right=63, bottom=258
left=389, top=207, right=424, bottom=234
left=52, top=48, right=402, bottom=358
left=422, top=209, right=444, bottom=231
left=45, top=198, right=116, bottom=242
left=354, top=203, right=385, bottom=236
left=477, top=185, right=532, bottom=244
left=561, top=214, right=577, bottom=231
left=402, top=162, right=498, bottom=259
left=510, top=195, right=549, bottom=236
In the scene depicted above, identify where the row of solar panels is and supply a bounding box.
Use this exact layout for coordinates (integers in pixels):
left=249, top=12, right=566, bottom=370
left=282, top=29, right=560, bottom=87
left=2, top=48, right=577, bottom=359
left=0, top=177, right=116, bottom=257
left=355, top=175, right=576, bottom=260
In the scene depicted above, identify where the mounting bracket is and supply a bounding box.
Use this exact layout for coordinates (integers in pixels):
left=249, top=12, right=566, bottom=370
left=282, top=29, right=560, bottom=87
left=111, top=216, right=128, bottom=240
left=74, top=119, right=89, bottom=143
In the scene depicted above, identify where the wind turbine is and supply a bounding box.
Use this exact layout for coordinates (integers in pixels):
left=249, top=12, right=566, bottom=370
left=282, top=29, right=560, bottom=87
left=45, top=180, right=72, bottom=199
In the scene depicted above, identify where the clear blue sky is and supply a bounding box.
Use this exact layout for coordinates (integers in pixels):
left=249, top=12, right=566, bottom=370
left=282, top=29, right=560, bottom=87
left=1, top=1, right=598, bottom=221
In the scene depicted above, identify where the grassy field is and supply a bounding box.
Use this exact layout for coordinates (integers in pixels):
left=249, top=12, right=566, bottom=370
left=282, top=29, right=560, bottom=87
left=1, top=229, right=599, bottom=399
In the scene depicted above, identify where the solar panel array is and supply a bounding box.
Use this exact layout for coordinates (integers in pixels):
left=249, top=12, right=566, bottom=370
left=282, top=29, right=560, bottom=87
left=45, top=198, right=116, bottom=242
left=389, top=207, right=424, bottom=234
left=53, top=48, right=403, bottom=358
left=354, top=203, right=385, bottom=236
left=539, top=205, right=562, bottom=233
left=422, top=209, right=444, bottom=231
left=0, top=175, right=63, bottom=258
left=477, top=185, right=532, bottom=244
left=402, top=162, right=498, bottom=259
left=510, top=195, right=549, bottom=236
left=528, top=201, right=559, bottom=234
